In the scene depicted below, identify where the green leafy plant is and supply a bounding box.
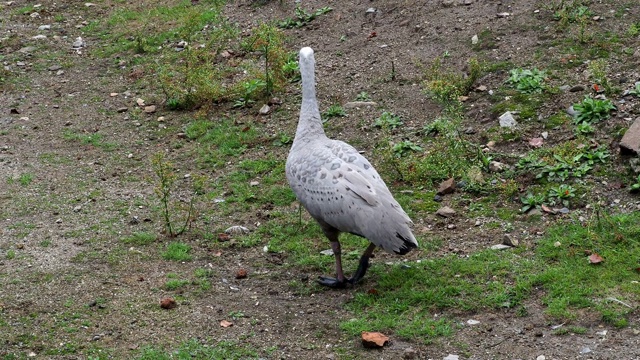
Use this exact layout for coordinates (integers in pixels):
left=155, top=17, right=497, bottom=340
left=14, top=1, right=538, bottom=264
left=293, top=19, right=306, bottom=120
left=506, top=68, right=546, bottom=93
left=575, top=122, right=595, bottom=135
left=278, top=6, right=332, bottom=29
left=393, top=141, right=423, bottom=157
left=151, top=153, right=194, bottom=238
left=573, top=97, right=616, bottom=124
left=374, top=111, right=403, bottom=129
left=627, top=83, right=640, bottom=97
left=233, top=79, right=267, bottom=108
left=520, top=192, right=546, bottom=213
left=630, top=174, right=640, bottom=193
left=355, top=91, right=372, bottom=101
left=548, top=184, right=576, bottom=207
left=323, top=104, right=346, bottom=119
left=243, top=23, right=289, bottom=97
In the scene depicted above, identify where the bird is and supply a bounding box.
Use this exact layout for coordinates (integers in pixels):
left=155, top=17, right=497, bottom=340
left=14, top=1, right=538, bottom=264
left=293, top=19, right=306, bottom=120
left=285, top=47, right=418, bottom=288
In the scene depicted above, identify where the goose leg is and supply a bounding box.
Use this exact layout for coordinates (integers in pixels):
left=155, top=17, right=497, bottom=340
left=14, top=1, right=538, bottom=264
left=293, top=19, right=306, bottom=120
left=317, top=240, right=348, bottom=288
left=348, top=243, right=376, bottom=285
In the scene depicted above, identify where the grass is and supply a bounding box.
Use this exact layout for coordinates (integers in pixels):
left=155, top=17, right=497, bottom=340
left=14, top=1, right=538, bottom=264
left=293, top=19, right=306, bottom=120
left=162, top=242, right=192, bottom=261
left=341, top=210, right=640, bottom=340
left=135, top=339, right=259, bottom=360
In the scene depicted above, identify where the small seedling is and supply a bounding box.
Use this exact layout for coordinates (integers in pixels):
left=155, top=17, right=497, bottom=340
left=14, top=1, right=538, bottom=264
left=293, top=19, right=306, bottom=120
left=392, top=141, right=423, bottom=157
left=151, top=153, right=195, bottom=237
left=573, top=97, right=616, bottom=124
left=506, top=68, right=546, bottom=94
left=323, top=104, right=346, bottom=119
left=520, top=192, right=546, bottom=213
left=548, top=184, right=576, bottom=207
left=575, top=122, right=595, bottom=135
left=282, top=59, right=300, bottom=82
left=355, top=91, right=371, bottom=101
left=374, top=111, right=403, bottom=129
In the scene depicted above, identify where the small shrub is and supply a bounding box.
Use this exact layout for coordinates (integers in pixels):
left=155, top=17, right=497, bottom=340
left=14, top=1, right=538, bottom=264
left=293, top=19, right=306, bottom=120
left=323, top=104, right=346, bottom=119
left=278, top=6, right=332, bottom=29
left=506, top=68, right=546, bottom=94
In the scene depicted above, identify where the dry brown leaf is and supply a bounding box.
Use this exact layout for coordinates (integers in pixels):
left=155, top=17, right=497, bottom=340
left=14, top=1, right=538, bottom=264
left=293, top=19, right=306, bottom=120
left=589, top=253, right=604, bottom=264
left=236, top=268, right=248, bottom=279
left=217, top=233, right=230, bottom=242
left=220, top=320, right=233, bottom=328
left=361, top=331, right=389, bottom=348
left=160, top=298, right=177, bottom=309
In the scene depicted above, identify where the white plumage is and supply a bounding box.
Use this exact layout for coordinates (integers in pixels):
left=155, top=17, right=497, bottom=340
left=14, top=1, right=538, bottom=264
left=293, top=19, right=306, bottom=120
left=285, top=47, right=418, bottom=287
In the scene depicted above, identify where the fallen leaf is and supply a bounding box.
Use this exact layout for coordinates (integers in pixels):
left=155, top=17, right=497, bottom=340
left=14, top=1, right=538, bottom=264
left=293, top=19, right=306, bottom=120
left=529, top=137, right=544, bottom=148
left=541, top=205, right=555, bottom=214
left=367, top=288, right=379, bottom=295
left=589, top=253, right=604, bottom=264
left=220, top=320, right=233, bottom=328
left=236, top=268, right=248, bottom=279
left=217, top=233, right=230, bottom=242
left=635, top=267, right=640, bottom=273
left=361, top=331, right=389, bottom=348
left=160, top=298, right=177, bottom=309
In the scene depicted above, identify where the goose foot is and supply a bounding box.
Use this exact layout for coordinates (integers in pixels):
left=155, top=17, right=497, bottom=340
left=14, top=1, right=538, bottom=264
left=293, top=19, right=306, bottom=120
left=317, top=255, right=371, bottom=288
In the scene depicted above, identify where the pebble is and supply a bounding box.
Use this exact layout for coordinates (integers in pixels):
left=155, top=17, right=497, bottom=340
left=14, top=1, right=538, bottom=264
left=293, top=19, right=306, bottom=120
left=467, top=319, right=480, bottom=325
left=225, top=225, right=250, bottom=234
left=249, top=181, right=259, bottom=186
left=38, top=24, right=51, bottom=31
left=117, top=107, right=128, bottom=113
left=72, top=37, right=86, bottom=49
left=569, top=84, right=585, bottom=92
left=502, top=234, right=518, bottom=247
left=489, top=160, right=507, bottom=172
left=32, top=35, right=47, bottom=40
left=580, top=347, right=592, bottom=354
left=490, top=244, right=511, bottom=250
left=143, top=105, right=156, bottom=113
left=443, top=355, right=459, bottom=360
left=343, top=101, right=377, bottom=109
left=566, top=105, right=578, bottom=117
left=259, top=104, right=270, bottom=115
left=499, top=111, right=517, bottom=128
left=436, top=206, right=456, bottom=218
left=536, top=356, right=546, bottom=360
left=471, top=34, right=478, bottom=45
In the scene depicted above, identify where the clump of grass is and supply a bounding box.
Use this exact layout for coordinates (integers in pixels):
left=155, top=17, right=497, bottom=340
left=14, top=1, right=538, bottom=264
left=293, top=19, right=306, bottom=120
left=122, top=232, right=157, bottom=246
left=422, top=56, right=482, bottom=106
left=322, top=104, right=346, bottom=119
left=162, top=242, right=192, bottom=261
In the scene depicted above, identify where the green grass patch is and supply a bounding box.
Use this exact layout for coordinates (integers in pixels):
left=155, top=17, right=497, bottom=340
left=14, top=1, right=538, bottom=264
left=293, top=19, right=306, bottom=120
left=122, top=232, right=157, bottom=246
left=63, top=130, right=117, bottom=150
left=162, top=242, right=192, bottom=261
left=135, top=339, right=259, bottom=360
left=341, top=210, right=640, bottom=342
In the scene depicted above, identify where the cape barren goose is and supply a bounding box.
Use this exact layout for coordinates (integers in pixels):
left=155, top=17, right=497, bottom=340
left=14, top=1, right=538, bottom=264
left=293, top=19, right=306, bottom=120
left=285, top=47, right=418, bottom=288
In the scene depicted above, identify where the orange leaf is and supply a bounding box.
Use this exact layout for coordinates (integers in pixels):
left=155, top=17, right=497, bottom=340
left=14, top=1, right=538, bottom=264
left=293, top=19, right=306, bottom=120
left=220, top=320, right=233, bottom=328
left=361, top=331, right=389, bottom=348
left=589, top=253, right=604, bottom=264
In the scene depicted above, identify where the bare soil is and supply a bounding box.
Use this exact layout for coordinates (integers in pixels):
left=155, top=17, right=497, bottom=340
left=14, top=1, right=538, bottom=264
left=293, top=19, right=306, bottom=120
left=2, top=0, right=640, bottom=359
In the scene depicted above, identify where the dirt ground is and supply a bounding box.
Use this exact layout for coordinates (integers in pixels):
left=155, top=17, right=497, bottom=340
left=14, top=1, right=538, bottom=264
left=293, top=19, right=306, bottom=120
left=2, top=0, right=640, bottom=359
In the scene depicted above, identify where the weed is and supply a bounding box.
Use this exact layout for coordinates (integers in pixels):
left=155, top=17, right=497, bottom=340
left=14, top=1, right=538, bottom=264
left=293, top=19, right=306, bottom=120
left=151, top=153, right=195, bottom=237
left=422, top=57, right=482, bottom=107
left=162, top=242, right=192, bottom=261
left=547, top=184, right=576, bottom=207
left=322, top=104, right=346, bottom=119
left=573, top=97, right=616, bottom=124
left=374, top=111, right=403, bottom=129
left=243, top=23, right=290, bottom=97
left=281, top=56, right=301, bottom=82
left=6, top=250, right=16, bottom=260
left=135, top=339, right=258, bottom=359
left=575, top=122, right=595, bottom=135
left=393, top=141, right=423, bottom=157
left=164, top=278, right=190, bottom=290
left=520, top=192, right=546, bottom=213
left=233, top=79, right=266, bottom=108
left=627, top=83, right=640, bottom=97
left=63, top=130, right=116, bottom=150
left=18, top=173, right=33, bottom=186
left=506, top=68, right=546, bottom=93
left=278, top=6, right=332, bottom=29
left=355, top=92, right=372, bottom=101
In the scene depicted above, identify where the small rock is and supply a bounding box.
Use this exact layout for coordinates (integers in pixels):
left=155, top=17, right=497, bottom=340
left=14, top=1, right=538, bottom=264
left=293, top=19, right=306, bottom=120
left=143, top=105, right=156, bottom=113
left=55, top=218, right=62, bottom=224
left=467, top=319, right=480, bottom=325
left=502, top=235, right=518, bottom=247
left=437, top=177, right=456, bottom=195
left=463, top=126, right=476, bottom=134
left=471, top=34, right=478, bottom=45
left=447, top=224, right=456, bottom=229
left=475, top=85, right=487, bottom=92
left=433, top=194, right=443, bottom=202
left=217, top=233, right=230, bottom=242
left=136, top=98, right=145, bottom=106
left=56, top=70, right=64, bottom=76
left=566, top=105, right=578, bottom=117
left=320, top=249, right=334, bottom=256
left=619, top=118, right=640, bottom=155
left=554, top=241, right=562, bottom=247
left=38, top=24, right=51, bottom=31
left=117, top=107, right=128, bottom=113
left=110, top=92, right=119, bottom=97
left=436, top=206, right=456, bottom=218
left=72, top=37, right=86, bottom=49
left=403, top=347, right=418, bottom=359
left=249, top=181, right=259, bottom=186
left=490, top=244, right=511, bottom=250
left=443, top=355, right=459, bottom=360
left=486, top=140, right=496, bottom=149
left=235, top=268, right=248, bottom=279
left=259, top=104, right=270, bottom=115
left=489, top=161, right=507, bottom=172
left=536, top=356, right=546, bottom=360
left=541, top=131, right=548, bottom=139
left=157, top=116, right=165, bottom=122
left=580, top=347, right=592, bottom=354
left=497, top=12, right=510, bottom=17
left=73, top=205, right=82, bottom=212
left=361, top=331, right=389, bottom=348
left=32, top=34, right=47, bottom=40
left=365, top=7, right=376, bottom=13
left=343, top=101, right=377, bottom=109
left=499, top=111, right=517, bottom=128
left=18, top=46, right=37, bottom=53
left=225, top=225, right=250, bottom=234
left=160, top=298, right=177, bottom=309
left=85, top=2, right=96, bottom=6
left=569, top=84, right=585, bottom=92
left=529, top=137, right=544, bottom=148
left=48, top=64, right=62, bottom=71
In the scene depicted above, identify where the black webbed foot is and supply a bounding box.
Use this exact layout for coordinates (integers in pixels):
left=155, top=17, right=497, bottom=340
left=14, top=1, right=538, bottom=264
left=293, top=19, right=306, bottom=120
left=317, top=275, right=348, bottom=288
